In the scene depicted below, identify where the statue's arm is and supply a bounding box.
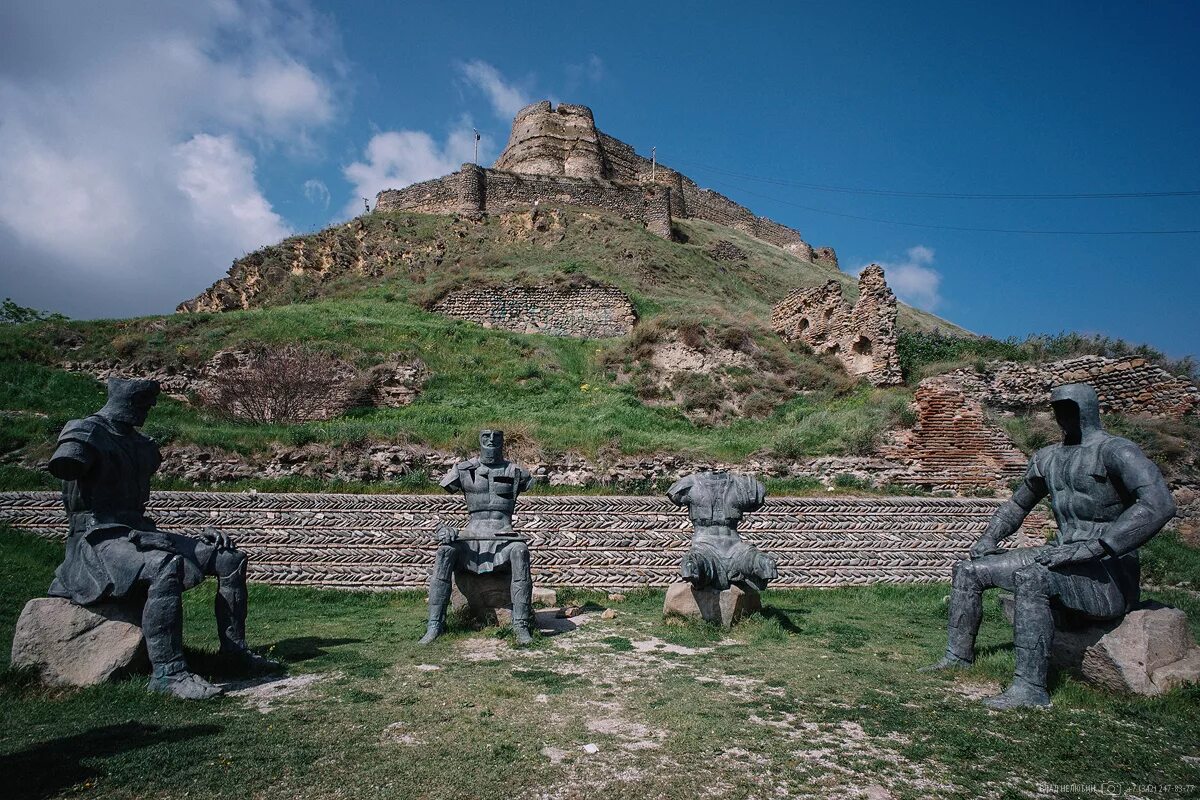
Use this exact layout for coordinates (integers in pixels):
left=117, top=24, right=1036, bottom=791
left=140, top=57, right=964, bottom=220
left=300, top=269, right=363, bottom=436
left=439, top=463, right=464, bottom=493
left=666, top=475, right=694, bottom=507
left=517, top=467, right=535, bottom=493
left=48, top=439, right=96, bottom=481
left=972, top=458, right=1047, bottom=557
left=1096, top=441, right=1177, bottom=557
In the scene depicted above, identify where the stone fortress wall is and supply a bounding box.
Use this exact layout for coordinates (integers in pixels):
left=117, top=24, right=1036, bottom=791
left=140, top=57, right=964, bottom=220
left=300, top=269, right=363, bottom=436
left=943, top=356, right=1199, bottom=418
left=375, top=101, right=836, bottom=263
left=0, top=492, right=1042, bottom=590
left=432, top=284, right=638, bottom=338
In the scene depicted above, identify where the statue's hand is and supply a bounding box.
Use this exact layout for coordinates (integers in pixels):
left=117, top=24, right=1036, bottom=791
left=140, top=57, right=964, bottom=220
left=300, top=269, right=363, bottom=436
left=1034, top=541, right=1105, bottom=569
left=435, top=524, right=458, bottom=545
left=128, top=530, right=178, bottom=553
left=200, top=528, right=236, bottom=551
left=968, top=537, right=1002, bottom=560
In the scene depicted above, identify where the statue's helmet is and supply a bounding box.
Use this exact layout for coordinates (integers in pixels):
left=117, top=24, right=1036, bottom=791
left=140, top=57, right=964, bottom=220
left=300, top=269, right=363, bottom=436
left=1049, top=382, right=1102, bottom=434
left=102, top=377, right=160, bottom=426
left=479, top=429, right=504, bottom=462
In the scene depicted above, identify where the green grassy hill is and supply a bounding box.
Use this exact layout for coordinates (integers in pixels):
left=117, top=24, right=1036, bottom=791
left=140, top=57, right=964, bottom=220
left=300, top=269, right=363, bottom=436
left=2, top=206, right=1194, bottom=494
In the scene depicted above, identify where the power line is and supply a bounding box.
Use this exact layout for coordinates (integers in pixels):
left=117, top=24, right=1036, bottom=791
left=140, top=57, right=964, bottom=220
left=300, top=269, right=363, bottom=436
left=702, top=179, right=1200, bottom=236
left=671, top=158, right=1200, bottom=201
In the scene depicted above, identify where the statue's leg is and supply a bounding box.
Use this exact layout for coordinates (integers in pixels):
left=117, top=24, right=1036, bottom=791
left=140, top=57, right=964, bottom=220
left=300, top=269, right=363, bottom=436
left=143, top=554, right=222, bottom=700
left=508, top=542, right=534, bottom=645
left=419, top=544, right=457, bottom=644
left=924, top=548, right=1039, bottom=671
left=213, top=548, right=281, bottom=673
left=983, top=563, right=1054, bottom=709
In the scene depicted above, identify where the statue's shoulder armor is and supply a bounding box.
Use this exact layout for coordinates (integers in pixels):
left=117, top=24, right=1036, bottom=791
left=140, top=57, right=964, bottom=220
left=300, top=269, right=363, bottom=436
left=57, top=416, right=108, bottom=448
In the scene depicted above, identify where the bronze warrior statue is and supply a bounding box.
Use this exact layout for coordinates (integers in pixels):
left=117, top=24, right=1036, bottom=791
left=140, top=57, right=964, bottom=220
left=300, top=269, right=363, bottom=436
left=668, top=470, right=778, bottom=592
left=47, top=378, right=279, bottom=699
left=419, top=429, right=536, bottom=645
left=924, top=383, right=1176, bottom=709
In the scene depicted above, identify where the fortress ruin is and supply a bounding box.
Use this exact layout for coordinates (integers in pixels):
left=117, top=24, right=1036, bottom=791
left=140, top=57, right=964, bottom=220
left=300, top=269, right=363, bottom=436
left=375, top=101, right=838, bottom=265
left=770, top=265, right=903, bottom=386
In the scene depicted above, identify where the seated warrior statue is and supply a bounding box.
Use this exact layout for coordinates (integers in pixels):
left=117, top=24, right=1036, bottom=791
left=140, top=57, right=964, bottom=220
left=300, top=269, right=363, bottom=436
left=924, top=383, right=1176, bottom=709
left=46, top=378, right=279, bottom=700
left=419, top=429, right=536, bottom=645
left=667, top=470, right=778, bottom=591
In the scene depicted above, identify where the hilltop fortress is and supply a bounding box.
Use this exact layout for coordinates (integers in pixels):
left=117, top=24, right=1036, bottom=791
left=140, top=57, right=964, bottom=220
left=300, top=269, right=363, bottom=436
left=375, top=101, right=838, bottom=266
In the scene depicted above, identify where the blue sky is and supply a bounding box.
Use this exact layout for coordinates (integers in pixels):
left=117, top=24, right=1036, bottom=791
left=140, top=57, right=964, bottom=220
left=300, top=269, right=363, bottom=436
left=2, top=1, right=1197, bottom=357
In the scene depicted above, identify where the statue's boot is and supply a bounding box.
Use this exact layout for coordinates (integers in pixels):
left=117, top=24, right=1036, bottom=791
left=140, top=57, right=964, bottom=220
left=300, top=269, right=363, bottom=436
left=984, top=566, right=1053, bottom=710
left=144, top=555, right=222, bottom=700
left=921, top=585, right=981, bottom=671
left=509, top=546, right=535, bottom=646
left=419, top=548, right=455, bottom=645
left=215, top=551, right=282, bottom=674
left=149, top=662, right=224, bottom=700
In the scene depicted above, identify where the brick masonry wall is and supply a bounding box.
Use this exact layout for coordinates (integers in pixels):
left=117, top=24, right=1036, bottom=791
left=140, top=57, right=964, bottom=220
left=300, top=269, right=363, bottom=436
left=433, top=284, right=638, bottom=338
left=881, top=376, right=1030, bottom=491
left=946, top=356, right=1199, bottom=417
left=374, top=174, right=459, bottom=214
left=0, top=492, right=1043, bottom=590
left=771, top=265, right=903, bottom=386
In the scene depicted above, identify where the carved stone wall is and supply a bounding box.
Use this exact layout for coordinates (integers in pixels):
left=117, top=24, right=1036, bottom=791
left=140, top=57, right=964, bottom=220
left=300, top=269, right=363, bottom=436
left=881, top=376, right=1029, bottom=492
left=770, top=264, right=903, bottom=386
left=0, top=492, right=1043, bottom=590
left=944, top=356, right=1199, bottom=417
left=432, top=284, right=637, bottom=338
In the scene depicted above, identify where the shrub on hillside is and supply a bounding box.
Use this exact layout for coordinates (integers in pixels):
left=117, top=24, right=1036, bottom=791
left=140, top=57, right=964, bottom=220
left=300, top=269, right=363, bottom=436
left=202, top=345, right=362, bottom=424
left=898, top=330, right=1198, bottom=384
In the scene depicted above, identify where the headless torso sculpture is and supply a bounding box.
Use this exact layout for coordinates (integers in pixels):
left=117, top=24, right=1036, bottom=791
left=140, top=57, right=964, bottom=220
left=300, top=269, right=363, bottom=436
left=47, top=378, right=279, bottom=699
left=419, top=430, right=536, bottom=645
left=668, top=470, right=778, bottom=592
left=925, top=383, right=1176, bottom=708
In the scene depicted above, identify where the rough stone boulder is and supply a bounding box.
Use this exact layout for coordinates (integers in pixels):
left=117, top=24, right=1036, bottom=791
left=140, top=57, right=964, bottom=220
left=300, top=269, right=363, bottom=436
left=449, top=573, right=555, bottom=626
left=11, top=597, right=147, bottom=687
left=1001, top=597, right=1200, bottom=695
left=663, top=582, right=762, bottom=628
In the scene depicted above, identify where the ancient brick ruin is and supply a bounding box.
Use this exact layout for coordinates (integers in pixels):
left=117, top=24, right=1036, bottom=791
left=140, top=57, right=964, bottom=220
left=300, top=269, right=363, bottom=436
left=882, top=376, right=1030, bottom=492
left=945, top=355, right=1199, bottom=417
left=376, top=101, right=837, bottom=264
left=770, top=264, right=903, bottom=386
left=432, top=284, right=637, bottom=338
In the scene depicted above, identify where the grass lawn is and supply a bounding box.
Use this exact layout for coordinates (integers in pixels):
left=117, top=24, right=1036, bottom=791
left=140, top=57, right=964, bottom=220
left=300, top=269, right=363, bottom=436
left=2, top=530, right=1198, bottom=799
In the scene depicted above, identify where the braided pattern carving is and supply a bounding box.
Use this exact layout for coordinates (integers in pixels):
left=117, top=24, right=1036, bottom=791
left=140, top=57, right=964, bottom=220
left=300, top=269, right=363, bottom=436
left=0, top=492, right=1045, bottom=590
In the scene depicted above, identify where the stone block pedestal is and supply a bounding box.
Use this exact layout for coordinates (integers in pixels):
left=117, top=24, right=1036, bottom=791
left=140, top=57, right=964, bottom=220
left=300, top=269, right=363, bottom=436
left=663, top=582, right=761, bottom=628
left=1000, top=595, right=1200, bottom=695
left=11, top=597, right=148, bottom=687
left=448, top=572, right=552, bottom=626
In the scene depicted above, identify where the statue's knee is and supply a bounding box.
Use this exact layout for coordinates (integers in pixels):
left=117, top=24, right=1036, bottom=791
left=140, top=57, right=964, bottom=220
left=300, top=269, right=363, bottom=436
left=435, top=544, right=458, bottom=562
left=215, top=548, right=247, bottom=578
left=509, top=542, right=530, bottom=563
left=953, top=560, right=978, bottom=586
left=149, top=554, right=184, bottom=589
left=1014, top=564, right=1050, bottom=595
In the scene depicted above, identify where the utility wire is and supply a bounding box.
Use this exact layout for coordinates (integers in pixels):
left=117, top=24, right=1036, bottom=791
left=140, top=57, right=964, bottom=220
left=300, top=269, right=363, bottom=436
left=671, top=158, right=1200, bottom=200
left=702, top=179, right=1200, bottom=236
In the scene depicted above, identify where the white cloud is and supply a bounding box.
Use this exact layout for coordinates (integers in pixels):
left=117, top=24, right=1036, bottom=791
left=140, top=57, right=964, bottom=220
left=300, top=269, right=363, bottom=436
left=342, top=123, right=487, bottom=217
left=855, top=245, right=943, bottom=310
left=457, top=60, right=530, bottom=119
left=565, top=54, right=605, bottom=89
left=174, top=134, right=292, bottom=251
left=303, top=178, right=331, bottom=209
left=0, top=0, right=341, bottom=317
